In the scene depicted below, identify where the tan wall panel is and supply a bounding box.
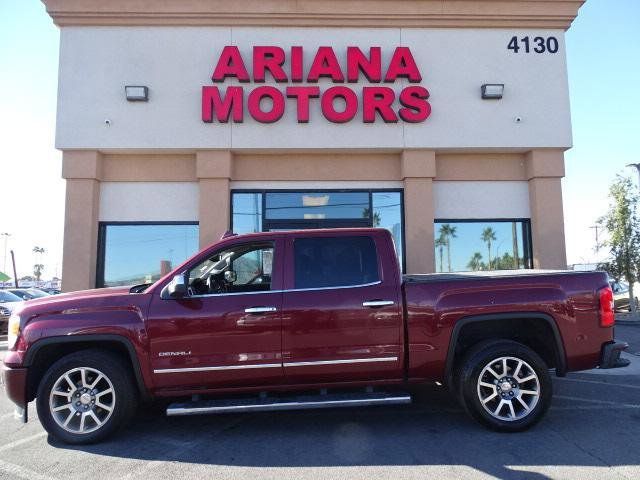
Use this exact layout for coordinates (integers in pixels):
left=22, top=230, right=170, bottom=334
left=401, top=150, right=436, bottom=179
left=101, top=154, right=197, bottom=182
left=199, top=178, right=230, bottom=248
left=404, top=177, right=435, bottom=273
left=42, top=0, right=584, bottom=29
left=196, top=150, right=232, bottom=179
left=435, top=153, right=527, bottom=181
left=525, top=149, right=566, bottom=179
left=61, top=179, right=100, bottom=292
left=233, top=153, right=401, bottom=181
left=529, top=177, right=567, bottom=269
left=62, top=150, right=103, bottom=179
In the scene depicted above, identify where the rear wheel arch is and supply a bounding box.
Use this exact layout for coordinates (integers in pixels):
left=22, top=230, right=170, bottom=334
left=444, top=313, right=566, bottom=389
left=24, top=335, right=149, bottom=402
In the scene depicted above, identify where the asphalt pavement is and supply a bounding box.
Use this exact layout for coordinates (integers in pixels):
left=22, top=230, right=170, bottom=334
left=0, top=327, right=639, bottom=480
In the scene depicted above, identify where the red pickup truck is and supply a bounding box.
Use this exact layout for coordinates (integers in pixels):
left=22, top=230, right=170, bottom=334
left=2, top=228, right=628, bottom=444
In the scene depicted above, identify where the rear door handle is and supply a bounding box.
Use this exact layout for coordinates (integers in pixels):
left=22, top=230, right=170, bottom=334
left=362, top=300, right=395, bottom=308
left=244, top=306, right=278, bottom=314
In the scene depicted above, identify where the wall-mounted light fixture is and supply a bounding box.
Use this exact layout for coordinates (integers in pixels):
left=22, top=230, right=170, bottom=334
left=481, top=84, right=504, bottom=100
left=125, top=85, right=149, bottom=102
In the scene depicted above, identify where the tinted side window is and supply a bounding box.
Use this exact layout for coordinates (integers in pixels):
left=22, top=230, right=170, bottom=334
left=294, top=236, right=379, bottom=289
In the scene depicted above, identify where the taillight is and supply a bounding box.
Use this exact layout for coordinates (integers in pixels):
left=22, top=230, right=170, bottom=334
left=599, top=286, right=615, bottom=327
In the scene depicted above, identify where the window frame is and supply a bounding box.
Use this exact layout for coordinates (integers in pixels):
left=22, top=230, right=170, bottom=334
left=230, top=188, right=406, bottom=272
left=433, top=218, right=534, bottom=271
left=96, top=221, right=199, bottom=288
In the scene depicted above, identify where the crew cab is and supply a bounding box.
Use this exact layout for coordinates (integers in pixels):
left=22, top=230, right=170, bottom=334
left=2, top=228, right=628, bottom=444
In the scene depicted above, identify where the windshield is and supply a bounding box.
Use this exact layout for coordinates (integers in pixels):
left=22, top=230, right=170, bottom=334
left=0, top=290, right=22, bottom=302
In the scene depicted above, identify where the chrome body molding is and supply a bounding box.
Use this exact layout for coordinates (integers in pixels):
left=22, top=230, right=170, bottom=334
left=154, top=363, right=282, bottom=374
left=283, top=357, right=398, bottom=367
left=153, top=356, right=398, bottom=374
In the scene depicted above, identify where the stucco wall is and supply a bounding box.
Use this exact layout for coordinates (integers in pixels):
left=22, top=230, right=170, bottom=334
left=56, top=26, right=572, bottom=150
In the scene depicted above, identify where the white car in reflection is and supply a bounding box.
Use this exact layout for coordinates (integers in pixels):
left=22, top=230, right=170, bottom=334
left=0, top=290, right=25, bottom=334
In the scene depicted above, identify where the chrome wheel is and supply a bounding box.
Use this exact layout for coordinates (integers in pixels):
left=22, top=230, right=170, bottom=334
left=476, top=356, right=540, bottom=422
left=49, top=367, right=115, bottom=434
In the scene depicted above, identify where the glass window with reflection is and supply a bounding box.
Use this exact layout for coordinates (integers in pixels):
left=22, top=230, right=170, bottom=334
left=232, top=193, right=262, bottom=234
left=265, top=192, right=370, bottom=220
left=99, top=223, right=199, bottom=287
left=372, top=192, right=403, bottom=269
left=231, top=190, right=405, bottom=271
left=188, top=243, right=273, bottom=295
left=434, top=220, right=532, bottom=273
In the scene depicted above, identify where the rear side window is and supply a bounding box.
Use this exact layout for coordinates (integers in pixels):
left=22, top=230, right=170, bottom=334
left=294, top=236, right=379, bottom=289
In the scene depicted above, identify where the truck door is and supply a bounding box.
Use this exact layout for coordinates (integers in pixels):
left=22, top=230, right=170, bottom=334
left=282, top=232, right=403, bottom=384
left=147, top=238, right=284, bottom=389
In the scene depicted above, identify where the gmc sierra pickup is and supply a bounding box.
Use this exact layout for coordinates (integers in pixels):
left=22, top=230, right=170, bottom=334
left=2, top=228, right=628, bottom=444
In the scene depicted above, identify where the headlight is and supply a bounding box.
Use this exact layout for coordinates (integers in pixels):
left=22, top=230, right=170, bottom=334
left=7, top=312, right=21, bottom=350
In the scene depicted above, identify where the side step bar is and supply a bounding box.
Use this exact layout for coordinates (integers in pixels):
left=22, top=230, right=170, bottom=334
left=166, top=391, right=411, bottom=416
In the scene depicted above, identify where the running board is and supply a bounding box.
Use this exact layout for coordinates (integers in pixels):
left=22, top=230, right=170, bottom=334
left=166, top=391, right=411, bottom=416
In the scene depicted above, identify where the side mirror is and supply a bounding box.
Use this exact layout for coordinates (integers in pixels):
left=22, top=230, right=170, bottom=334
left=224, top=270, right=237, bottom=284
left=161, top=274, right=187, bottom=299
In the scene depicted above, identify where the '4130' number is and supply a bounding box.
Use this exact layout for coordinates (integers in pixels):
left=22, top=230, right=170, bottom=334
left=507, top=36, right=559, bottom=54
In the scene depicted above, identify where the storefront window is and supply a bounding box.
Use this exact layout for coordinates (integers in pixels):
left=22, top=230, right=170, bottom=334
left=98, top=223, right=199, bottom=287
left=232, top=193, right=262, bottom=234
left=372, top=192, right=403, bottom=268
left=265, top=192, right=370, bottom=220
left=434, top=220, right=532, bottom=273
left=231, top=189, right=405, bottom=271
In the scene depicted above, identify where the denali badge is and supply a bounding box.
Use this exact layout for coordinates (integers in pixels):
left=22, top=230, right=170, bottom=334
left=159, top=351, right=191, bottom=357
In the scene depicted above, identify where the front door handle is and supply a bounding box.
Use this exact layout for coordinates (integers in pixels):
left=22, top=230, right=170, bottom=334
left=362, top=300, right=395, bottom=308
left=244, top=306, right=278, bottom=314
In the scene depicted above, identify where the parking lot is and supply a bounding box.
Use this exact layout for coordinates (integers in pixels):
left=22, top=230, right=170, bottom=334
left=0, top=326, right=638, bottom=480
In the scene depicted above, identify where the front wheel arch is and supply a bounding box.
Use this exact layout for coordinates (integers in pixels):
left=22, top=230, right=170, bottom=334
left=25, top=335, right=149, bottom=402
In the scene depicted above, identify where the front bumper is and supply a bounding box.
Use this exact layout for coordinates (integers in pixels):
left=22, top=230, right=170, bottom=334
left=1, top=364, right=28, bottom=421
left=599, top=341, right=630, bottom=369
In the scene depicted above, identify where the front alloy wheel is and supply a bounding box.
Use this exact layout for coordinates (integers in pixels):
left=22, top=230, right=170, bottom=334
left=49, top=367, right=116, bottom=434
left=37, top=350, right=137, bottom=444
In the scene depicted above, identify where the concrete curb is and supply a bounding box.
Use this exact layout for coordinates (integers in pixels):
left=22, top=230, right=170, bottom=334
left=616, top=319, right=640, bottom=325
left=616, top=313, right=640, bottom=325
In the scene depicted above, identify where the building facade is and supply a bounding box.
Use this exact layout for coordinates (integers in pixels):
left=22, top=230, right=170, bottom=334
left=42, top=0, right=584, bottom=292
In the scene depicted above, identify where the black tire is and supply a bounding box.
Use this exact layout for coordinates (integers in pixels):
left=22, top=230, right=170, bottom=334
left=456, top=340, right=552, bottom=432
left=36, top=350, right=137, bottom=444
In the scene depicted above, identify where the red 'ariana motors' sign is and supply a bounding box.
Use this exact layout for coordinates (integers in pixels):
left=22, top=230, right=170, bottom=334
left=202, top=46, right=431, bottom=124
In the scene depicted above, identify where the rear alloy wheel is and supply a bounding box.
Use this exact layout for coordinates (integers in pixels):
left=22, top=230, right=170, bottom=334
left=476, top=356, right=540, bottom=422
left=457, top=340, right=552, bottom=432
left=37, top=350, right=137, bottom=444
